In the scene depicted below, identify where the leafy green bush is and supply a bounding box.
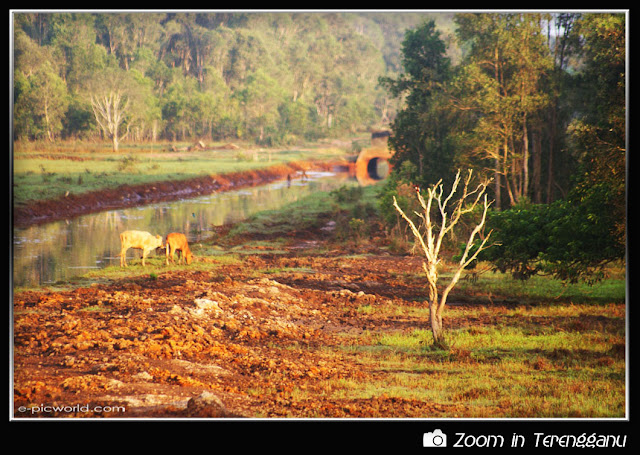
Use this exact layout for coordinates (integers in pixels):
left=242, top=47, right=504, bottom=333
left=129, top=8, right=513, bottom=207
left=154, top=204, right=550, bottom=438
left=479, top=183, right=625, bottom=284
left=330, top=185, right=364, bottom=204
left=330, top=185, right=378, bottom=243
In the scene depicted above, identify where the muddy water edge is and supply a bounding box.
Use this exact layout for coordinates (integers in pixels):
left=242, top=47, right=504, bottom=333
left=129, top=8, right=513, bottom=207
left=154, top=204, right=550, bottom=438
left=13, top=166, right=353, bottom=288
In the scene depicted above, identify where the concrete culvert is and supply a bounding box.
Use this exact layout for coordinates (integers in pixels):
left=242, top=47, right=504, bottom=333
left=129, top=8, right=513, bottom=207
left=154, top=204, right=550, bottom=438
left=354, top=147, right=394, bottom=186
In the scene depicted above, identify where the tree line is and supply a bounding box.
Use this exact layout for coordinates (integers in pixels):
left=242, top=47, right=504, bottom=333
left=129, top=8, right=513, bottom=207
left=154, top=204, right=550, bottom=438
left=13, top=11, right=446, bottom=148
left=381, top=12, right=625, bottom=282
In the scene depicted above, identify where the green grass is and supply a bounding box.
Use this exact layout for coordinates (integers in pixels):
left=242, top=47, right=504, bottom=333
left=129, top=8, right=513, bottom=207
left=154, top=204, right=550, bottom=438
left=320, top=248, right=625, bottom=418
left=430, top=262, right=626, bottom=305
left=227, top=190, right=336, bottom=238
left=12, top=141, right=348, bottom=205
left=73, top=249, right=243, bottom=285
left=324, top=293, right=626, bottom=417
left=227, top=183, right=381, bottom=241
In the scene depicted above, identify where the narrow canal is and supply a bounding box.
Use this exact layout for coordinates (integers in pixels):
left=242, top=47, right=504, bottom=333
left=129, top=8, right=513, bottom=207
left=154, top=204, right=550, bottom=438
left=13, top=170, right=353, bottom=287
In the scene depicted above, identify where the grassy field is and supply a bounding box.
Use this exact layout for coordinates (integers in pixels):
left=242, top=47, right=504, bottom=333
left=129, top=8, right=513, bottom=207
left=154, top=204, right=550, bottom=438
left=12, top=140, right=352, bottom=205
left=223, top=185, right=627, bottom=418
left=348, top=288, right=625, bottom=417
left=69, top=184, right=627, bottom=418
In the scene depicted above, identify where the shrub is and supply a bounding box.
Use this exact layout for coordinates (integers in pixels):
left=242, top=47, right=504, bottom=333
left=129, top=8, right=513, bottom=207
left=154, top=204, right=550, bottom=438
left=479, top=183, right=625, bottom=284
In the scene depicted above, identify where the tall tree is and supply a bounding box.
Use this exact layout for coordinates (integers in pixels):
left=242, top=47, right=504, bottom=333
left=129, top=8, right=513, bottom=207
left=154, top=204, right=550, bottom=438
left=569, top=13, right=626, bottom=251
left=85, top=67, right=141, bottom=151
left=14, top=31, right=69, bottom=141
left=236, top=69, right=286, bottom=143
left=475, top=13, right=626, bottom=284
left=452, top=13, right=553, bottom=208
left=381, top=20, right=456, bottom=187
left=543, top=13, right=580, bottom=203
left=29, top=62, right=69, bottom=141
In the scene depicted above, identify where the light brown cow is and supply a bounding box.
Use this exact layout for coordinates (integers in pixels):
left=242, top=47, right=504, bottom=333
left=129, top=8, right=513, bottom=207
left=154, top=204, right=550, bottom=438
left=119, top=230, right=164, bottom=267
left=165, top=232, right=193, bottom=265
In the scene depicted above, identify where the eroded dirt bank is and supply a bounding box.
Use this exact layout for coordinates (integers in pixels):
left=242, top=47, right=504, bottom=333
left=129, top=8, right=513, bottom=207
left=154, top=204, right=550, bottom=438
left=13, top=160, right=341, bottom=228
left=14, top=247, right=462, bottom=418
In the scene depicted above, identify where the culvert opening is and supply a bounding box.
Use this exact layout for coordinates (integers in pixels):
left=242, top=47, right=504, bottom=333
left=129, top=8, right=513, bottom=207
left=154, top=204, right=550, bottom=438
left=366, top=157, right=390, bottom=180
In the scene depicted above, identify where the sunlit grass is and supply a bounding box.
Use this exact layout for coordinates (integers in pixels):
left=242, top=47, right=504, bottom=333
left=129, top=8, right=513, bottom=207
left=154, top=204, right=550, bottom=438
left=322, top=298, right=626, bottom=417
left=452, top=262, right=626, bottom=304
left=226, top=181, right=379, bottom=240
left=12, top=142, right=348, bottom=205
left=75, top=249, right=242, bottom=284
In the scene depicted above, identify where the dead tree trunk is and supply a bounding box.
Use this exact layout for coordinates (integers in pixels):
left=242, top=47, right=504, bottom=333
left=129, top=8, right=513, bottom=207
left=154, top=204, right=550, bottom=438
left=90, top=91, right=129, bottom=152
left=393, top=169, right=494, bottom=345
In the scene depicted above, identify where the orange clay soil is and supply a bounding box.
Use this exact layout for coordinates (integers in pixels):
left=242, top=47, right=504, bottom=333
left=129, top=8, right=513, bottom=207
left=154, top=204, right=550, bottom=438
left=13, top=229, right=494, bottom=419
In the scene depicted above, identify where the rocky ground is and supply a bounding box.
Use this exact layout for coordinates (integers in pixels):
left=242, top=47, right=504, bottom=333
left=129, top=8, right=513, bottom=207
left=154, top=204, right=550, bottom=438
left=14, top=236, right=456, bottom=418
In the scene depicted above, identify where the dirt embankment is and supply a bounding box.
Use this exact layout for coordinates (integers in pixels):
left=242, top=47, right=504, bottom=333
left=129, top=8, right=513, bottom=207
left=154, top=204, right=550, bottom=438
left=13, top=247, right=445, bottom=419
left=13, top=160, right=342, bottom=228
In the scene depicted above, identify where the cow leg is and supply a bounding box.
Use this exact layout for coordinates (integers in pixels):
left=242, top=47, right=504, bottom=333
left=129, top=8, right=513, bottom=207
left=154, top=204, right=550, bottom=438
left=121, top=247, right=128, bottom=268
left=168, top=245, right=175, bottom=264
left=166, top=245, right=171, bottom=266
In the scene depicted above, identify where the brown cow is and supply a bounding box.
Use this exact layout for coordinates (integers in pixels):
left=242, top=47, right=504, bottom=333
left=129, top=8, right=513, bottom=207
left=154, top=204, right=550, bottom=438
left=119, top=230, right=164, bottom=267
left=165, top=232, right=193, bottom=265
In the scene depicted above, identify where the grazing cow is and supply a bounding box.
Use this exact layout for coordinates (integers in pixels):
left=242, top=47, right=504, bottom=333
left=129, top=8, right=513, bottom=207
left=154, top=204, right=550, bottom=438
left=165, top=232, right=193, bottom=265
left=119, top=230, right=164, bottom=267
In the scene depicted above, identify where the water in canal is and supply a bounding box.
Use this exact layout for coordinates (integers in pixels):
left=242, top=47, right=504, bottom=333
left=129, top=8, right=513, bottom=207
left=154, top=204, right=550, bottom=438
left=13, top=171, right=353, bottom=288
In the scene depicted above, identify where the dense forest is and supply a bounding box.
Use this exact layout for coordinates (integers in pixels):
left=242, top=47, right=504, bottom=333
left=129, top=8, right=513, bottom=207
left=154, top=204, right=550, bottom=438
left=379, top=12, right=625, bottom=282
left=13, top=11, right=453, bottom=146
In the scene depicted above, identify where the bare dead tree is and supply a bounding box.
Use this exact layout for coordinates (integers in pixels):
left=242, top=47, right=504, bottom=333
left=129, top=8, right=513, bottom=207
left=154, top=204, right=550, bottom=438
left=85, top=67, right=145, bottom=152
left=90, top=90, right=129, bottom=152
left=392, top=169, right=494, bottom=345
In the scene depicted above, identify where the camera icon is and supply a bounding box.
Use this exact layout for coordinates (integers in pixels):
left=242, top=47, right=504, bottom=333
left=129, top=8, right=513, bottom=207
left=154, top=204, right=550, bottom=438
left=423, top=429, right=447, bottom=447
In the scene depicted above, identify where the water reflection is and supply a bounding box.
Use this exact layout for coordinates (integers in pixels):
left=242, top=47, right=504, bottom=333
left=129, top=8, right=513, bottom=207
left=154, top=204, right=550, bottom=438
left=13, top=171, right=351, bottom=287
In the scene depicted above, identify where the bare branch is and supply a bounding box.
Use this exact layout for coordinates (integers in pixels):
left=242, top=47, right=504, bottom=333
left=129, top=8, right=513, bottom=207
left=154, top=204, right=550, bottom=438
left=89, top=89, right=129, bottom=151
left=392, top=196, right=434, bottom=264
left=440, top=193, right=493, bottom=310
left=392, top=169, right=496, bottom=343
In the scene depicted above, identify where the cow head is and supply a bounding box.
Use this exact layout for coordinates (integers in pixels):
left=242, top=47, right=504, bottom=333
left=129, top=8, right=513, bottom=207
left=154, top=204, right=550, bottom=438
left=154, top=234, right=164, bottom=251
